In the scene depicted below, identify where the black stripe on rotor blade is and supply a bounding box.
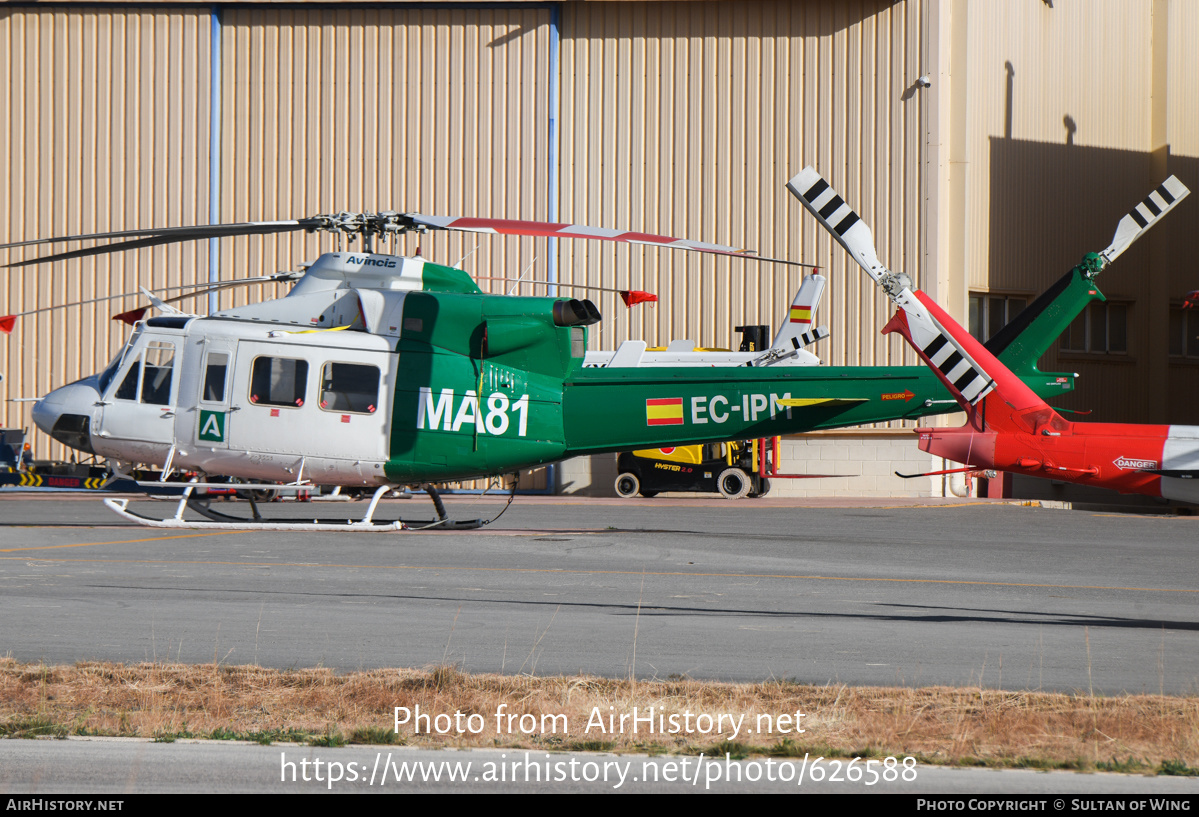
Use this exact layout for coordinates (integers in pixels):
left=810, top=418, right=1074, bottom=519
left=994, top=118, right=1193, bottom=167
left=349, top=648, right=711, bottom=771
left=1142, top=196, right=1162, bottom=216
left=818, top=195, right=846, bottom=220
left=1129, top=208, right=1149, bottom=229
left=939, top=350, right=964, bottom=377
left=1157, top=183, right=1176, bottom=205
left=833, top=211, right=861, bottom=236
left=803, top=178, right=830, bottom=202
left=954, top=370, right=980, bottom=393
left=923, top=333, right=948, bottom=359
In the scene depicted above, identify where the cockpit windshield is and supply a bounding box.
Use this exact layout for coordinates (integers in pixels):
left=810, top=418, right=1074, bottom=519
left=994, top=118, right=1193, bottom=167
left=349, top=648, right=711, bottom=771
left=97, top=329, right=141, bottom=393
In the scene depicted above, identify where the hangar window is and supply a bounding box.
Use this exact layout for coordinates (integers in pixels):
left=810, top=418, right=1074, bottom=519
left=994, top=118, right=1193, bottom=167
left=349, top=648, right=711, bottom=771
left=1060, top=301, right=1128, bottom=354
left=968, top=293, right=1028, bottom=343
left=249, top=357, right=308, bottom=408
left=1168, top=306, right=1199, bottom=358
left=319, top=362, right=380, bottom=414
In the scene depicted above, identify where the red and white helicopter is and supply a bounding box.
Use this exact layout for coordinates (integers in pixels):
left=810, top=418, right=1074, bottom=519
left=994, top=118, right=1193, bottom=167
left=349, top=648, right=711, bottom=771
left=790, top=166, right=1199, bottom=503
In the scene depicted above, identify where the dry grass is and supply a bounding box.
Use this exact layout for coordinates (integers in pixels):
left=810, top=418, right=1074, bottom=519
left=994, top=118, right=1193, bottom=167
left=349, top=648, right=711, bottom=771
left=1, top=657, right=1197, bottom=774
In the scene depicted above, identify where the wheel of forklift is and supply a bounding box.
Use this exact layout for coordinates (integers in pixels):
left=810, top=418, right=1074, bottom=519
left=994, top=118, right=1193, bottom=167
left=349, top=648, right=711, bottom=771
left=717, top=467, right=751, bottom=499
left=615, top=472, right=640, bottom=498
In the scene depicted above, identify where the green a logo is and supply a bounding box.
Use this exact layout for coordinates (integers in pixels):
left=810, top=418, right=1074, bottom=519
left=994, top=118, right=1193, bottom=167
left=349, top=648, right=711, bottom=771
left=199, top=410, right=226, bottom=442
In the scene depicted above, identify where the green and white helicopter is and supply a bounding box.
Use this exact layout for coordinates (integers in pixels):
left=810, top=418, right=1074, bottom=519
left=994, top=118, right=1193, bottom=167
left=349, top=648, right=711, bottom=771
left=1, top=203, right=1096, bottom=530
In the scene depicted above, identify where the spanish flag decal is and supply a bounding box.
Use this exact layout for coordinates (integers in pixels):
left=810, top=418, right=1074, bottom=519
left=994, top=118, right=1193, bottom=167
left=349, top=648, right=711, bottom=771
left=789, top=306, right=812, bottom=324
left=646, top=397, right=684, bottom=426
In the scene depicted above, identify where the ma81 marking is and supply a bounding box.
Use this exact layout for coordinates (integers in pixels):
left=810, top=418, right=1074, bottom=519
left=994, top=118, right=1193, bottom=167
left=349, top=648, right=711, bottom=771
left=417, top=387, right=531, bottom=436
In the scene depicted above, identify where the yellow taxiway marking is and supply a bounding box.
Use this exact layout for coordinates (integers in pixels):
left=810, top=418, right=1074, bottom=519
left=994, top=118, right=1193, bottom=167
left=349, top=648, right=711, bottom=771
left=0, top=531, right=241, bottom=553
left=0, top=554, right=1192, bottom=595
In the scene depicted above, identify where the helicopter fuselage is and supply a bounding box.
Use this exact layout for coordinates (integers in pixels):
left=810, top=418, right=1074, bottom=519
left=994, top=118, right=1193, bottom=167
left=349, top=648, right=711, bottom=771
left=31, top=251, right=1080, bottom=487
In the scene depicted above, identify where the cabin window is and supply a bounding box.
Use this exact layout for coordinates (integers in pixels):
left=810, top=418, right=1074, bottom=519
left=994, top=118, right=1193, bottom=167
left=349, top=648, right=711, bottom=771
left=319, top=362, right=380, bottom=414
left=141, top=343, right=176, bottom=405
left=249, top=357, right=308, bottom=408
left=113, top=341, right=176, bottom=405
left=97, top=351, right=125, bottom=394
left=115, top=365, right=140, bottom=401
left=202, top=353, right=229, bottom=402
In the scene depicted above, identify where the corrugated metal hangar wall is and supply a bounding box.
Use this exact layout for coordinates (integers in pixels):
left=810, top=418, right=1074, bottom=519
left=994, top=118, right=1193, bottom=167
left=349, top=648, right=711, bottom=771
left=1, top=1, right=1195, bottom=498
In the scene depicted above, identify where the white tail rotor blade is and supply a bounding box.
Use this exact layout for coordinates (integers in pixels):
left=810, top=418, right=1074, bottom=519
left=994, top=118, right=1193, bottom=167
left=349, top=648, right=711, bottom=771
left=787, top=167, right=889, bottom=282
left=1102, top=176, right=1190, bottom=264
left=790, top=166, right=996, bottom=407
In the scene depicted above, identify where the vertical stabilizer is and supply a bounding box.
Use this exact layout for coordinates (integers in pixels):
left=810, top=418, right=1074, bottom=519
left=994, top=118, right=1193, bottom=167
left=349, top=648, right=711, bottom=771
left=769, top=273, right=830, bottom=354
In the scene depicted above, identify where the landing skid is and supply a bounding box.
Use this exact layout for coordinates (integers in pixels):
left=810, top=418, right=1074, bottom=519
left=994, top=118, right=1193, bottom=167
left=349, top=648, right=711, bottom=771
left=103, top=484, right=488, bottom=531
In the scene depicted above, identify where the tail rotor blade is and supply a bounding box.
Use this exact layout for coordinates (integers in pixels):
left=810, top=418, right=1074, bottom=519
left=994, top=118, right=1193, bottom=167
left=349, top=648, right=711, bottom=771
left=1101, top=176, right=1190, bottom=264
left=786, top=167, right=889, bottom=282
left=791, top=167, right=999, bottom=410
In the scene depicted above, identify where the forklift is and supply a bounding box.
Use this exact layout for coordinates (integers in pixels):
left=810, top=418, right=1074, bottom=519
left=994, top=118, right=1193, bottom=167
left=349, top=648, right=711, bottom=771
left=614, top=325, right=780, bottom=500
left=615, top=439, right=771, bottom=499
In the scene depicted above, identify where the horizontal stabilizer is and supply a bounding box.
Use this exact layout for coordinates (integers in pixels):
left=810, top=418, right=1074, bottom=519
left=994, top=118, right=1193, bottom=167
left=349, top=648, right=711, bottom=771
left=895, top=466, right=988, bottom=480
left=1102, top=176, right=1190, bottom=264
left=775, top=397, right=869, bottom=408
left=796, top=326, right=830, bottom=348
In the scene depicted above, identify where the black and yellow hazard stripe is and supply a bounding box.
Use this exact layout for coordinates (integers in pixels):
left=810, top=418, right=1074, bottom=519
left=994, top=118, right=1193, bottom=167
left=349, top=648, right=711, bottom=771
left=1, top=473, right=107, bottom=489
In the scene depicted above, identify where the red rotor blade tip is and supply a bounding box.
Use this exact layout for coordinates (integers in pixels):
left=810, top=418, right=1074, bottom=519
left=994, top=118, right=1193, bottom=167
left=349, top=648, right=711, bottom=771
left=619, top=290, right=658, bottom=308
left=113, top=307, right=148, bottom=326
left=0, top=315, right=14, bottom=334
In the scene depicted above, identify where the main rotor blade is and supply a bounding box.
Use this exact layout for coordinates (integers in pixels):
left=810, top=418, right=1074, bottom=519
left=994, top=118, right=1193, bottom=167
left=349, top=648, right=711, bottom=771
left=2, top=211, right=819, bottom=267
left=408, top=215, right=751, bottom=255
left=1, top=220, right=324, bottom=267
left=112, top=275, right=289, bottom=325
left=0, top=276, right=287, bottom=333
left=406, top=214, right=817, bottom=266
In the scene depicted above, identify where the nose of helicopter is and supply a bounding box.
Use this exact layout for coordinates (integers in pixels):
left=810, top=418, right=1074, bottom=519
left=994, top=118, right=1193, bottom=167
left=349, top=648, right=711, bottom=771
left=32, top=378, right=101, bottom=455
